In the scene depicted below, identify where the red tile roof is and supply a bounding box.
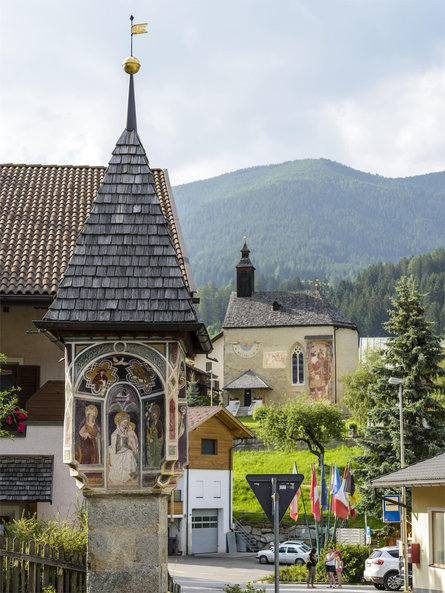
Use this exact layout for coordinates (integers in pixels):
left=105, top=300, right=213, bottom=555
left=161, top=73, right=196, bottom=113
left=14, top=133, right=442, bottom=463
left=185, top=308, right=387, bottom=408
left=0, top=164, right=189, bottom=296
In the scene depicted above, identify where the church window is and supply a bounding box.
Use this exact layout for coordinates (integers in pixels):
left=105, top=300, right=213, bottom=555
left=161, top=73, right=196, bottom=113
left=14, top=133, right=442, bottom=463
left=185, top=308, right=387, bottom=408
left=292, top=346, right=304, bottom=385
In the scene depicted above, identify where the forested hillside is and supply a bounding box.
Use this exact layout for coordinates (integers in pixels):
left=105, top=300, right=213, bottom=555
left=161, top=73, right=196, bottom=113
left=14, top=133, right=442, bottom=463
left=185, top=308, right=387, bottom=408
left=196, top=249, right=445, bottom=337
left=173, top=159, right=444, bottom=287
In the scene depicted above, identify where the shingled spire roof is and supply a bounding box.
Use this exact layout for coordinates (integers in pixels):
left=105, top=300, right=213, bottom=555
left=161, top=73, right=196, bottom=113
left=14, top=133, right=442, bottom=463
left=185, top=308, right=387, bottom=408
left=36, top=68, right=210, bottom=353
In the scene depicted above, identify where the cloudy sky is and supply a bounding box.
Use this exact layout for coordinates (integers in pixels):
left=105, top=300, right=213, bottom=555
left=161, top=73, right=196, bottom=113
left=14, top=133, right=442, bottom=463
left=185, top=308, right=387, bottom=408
left=1, top=0, right=444, bottom=185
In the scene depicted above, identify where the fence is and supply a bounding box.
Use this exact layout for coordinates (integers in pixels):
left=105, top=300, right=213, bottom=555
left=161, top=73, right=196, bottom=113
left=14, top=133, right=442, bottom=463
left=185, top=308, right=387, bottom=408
left=0, top=536, right=86, bottom=593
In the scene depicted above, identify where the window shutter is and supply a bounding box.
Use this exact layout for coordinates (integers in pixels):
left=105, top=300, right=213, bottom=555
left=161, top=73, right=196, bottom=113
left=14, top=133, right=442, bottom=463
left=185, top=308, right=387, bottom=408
left=16, top=366, right=40, bottom=408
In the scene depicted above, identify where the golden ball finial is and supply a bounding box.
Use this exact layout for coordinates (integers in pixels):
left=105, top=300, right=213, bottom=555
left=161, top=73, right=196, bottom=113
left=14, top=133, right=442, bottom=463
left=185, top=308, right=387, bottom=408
left=123, top=56, right=141, bottom=74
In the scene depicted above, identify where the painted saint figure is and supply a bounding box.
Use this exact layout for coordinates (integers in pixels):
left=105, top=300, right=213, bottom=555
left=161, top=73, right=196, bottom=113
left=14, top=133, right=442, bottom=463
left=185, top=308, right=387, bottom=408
left=145, top=403, right=163, bottom=467
left=76, top=404, right=101, bottom=464
left=108, top=411, right=138, bottom=484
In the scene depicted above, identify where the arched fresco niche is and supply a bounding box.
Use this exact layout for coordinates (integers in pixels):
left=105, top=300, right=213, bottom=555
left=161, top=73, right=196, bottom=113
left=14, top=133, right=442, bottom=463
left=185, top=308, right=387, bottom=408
left=107, top=383, right=140, bottom=487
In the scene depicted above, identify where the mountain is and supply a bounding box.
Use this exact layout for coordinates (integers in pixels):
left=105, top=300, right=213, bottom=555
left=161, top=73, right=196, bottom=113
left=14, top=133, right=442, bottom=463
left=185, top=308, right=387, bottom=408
left=172, top=159, right=445, bottom=287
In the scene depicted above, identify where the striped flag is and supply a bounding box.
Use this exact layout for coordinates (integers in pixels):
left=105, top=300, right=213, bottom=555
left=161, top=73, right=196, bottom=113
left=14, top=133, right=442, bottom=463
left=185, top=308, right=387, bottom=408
left=289, top=462, right=301, bottom=521
left=344, top=462, right=357, bottom=518
left=310, top=464, right=321, bottom=521
left=333, top=465, right=349, bottom=519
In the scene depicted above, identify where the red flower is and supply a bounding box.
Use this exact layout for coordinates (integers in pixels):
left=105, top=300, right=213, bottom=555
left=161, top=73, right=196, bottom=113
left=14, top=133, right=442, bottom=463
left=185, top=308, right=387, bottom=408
left=17, top=413, right=27, bottom=420
left=6, top=416, right=12, bottom=424
left=17, top=421, right=25, bottom=432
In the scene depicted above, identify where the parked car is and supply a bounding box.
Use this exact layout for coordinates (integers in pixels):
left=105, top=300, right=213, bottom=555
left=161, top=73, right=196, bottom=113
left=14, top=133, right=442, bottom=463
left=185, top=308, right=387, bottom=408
left=256, top=543, right=309, bottom=565
left=269, top=540, right=311, bottom=553
left=363, top=546, right=401, bottom=591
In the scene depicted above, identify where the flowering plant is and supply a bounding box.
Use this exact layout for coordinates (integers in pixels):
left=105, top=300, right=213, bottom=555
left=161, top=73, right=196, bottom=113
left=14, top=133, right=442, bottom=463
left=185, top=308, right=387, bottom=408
left=0, top=354, right=27, bottom=437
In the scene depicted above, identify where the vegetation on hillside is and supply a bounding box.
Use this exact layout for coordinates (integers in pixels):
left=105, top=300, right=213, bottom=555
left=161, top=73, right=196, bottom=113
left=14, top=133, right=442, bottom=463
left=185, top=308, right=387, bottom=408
left=174, top=159, right=445, bottom=287
left=195, top=249, right=445, bottom=336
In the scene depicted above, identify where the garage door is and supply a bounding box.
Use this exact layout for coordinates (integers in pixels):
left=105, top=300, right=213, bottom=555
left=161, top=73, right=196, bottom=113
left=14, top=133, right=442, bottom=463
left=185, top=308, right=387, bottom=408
left=191, top=509, right=218, bottom=553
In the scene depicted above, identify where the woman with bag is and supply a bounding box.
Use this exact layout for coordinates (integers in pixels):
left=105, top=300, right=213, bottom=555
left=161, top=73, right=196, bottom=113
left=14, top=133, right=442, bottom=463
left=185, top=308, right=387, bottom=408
left=306, top=547, right=318, bottom=588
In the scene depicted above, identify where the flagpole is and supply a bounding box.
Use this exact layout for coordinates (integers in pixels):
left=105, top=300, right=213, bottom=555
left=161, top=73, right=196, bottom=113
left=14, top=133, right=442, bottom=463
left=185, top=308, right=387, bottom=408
left=130, top=15, right=134, bottom=55
left=296, top=463, right=313, bottom=549
left=325, top=464, right=333, bottom=547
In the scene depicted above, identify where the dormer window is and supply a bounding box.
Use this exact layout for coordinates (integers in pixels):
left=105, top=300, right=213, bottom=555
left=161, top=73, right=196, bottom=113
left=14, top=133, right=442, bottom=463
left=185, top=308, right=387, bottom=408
left=292, top=345, right=304, bottom=385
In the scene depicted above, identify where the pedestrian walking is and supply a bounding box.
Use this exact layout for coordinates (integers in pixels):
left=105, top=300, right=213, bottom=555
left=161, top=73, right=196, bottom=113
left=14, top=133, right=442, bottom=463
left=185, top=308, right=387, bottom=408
left=325, top=545, right=336, bottom=588
left=335, top=550, right=343, bottom=588
left=306, top=547, right=318, bottom=588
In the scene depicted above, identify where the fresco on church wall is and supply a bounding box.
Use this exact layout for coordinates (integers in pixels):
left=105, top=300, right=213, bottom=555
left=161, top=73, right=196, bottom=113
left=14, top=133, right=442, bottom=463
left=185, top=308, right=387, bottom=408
left=64, top=340, right=185, bottom=493
left=176, top=403, right=188, bottom=469
left=306, top=340, right=334, bottom=400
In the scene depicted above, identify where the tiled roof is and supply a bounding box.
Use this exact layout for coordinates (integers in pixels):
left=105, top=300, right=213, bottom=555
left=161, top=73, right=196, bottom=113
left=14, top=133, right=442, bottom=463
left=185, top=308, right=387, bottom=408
left=223, top=290, right=357, bottom=330
left=187, top=406, right=254, bottom=438
left=39, top=129, right=197, bottom=325
left=0, top=163, right=190, bottom=296
left=370, top=452, right=445, bottom=488
left=224, top=369, right=271, bottom=390
left=0, top=455, right=53, bottom=501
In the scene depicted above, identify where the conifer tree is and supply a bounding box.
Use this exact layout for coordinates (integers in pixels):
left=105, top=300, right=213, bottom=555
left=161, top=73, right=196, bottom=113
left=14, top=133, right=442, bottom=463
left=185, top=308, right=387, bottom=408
left=187, top=373, right=206, bottom=407
left=355, top=276, right=445, bottom=518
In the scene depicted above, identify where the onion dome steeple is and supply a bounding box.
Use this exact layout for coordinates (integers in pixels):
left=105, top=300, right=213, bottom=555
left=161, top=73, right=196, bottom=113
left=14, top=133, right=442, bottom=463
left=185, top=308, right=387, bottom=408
left=236, top=236, right=255, bottom=298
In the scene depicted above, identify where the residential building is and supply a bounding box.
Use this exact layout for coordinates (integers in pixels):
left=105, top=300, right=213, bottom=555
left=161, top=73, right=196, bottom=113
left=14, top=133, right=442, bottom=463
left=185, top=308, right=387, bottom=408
left=371, top=452, right=445, bottom=593
left=167, top=406, right=253, bottom=554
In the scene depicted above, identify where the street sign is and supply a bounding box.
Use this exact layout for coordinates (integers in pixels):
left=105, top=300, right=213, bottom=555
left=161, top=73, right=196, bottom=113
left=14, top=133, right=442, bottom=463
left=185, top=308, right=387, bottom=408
left=366, top=525, right=371, bottom=544
left=383, top=495, right=401, bottom=522
left=246, top=474, right=304, bottom=524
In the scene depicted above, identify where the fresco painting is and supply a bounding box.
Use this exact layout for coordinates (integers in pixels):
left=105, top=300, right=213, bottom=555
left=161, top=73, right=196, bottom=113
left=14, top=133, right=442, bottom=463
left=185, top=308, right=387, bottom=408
left=66, top=341, right=184, bottom=492
left=75, top=400, right=102, bottom=465
left=176, top=403, right=187, bottom=470
left=108, top=410, right=139, bottom=486
left=145, top=397, right=164, bottom=468
left=263, top=351, right=287, bottom=368
left=306, top=340, right=334, bottom=400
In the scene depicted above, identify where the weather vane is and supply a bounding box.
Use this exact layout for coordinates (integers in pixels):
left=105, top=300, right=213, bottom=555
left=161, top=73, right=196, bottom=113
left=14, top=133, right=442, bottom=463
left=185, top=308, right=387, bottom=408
left=123, top=15, right=148, bottom=76
left=129, top=14, right=147, bottom=57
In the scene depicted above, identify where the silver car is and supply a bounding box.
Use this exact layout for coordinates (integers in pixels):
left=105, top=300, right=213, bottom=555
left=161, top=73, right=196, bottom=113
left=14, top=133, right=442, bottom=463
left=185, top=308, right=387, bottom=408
left=363, top=546, right=401, bottom=591
left=256, top=543, right=309, bottom=565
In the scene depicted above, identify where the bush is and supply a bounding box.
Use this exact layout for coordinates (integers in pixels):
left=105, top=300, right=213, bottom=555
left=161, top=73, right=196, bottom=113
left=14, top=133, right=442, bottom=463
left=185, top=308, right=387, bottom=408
left=4, top=505, right=87, bottom=557
left=263, top=544, right=369, bottom=583
left=316, top=544, right=369, bottom=583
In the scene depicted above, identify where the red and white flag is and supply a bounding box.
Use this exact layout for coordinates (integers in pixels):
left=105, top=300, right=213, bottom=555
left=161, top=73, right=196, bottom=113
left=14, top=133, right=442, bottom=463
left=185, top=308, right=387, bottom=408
left=289, top=462, right=301, bottom=521
left=310, top=464, right=321, bottom=522
left=333, top=465, right=349, bottom=519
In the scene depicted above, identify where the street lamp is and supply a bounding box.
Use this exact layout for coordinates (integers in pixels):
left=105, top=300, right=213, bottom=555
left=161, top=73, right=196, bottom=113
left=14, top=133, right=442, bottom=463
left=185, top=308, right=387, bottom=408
left=389, top=377, right=409, bottom=591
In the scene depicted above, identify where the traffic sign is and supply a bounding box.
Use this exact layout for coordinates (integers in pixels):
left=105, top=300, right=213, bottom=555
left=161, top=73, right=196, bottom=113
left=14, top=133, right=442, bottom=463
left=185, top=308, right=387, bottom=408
left=246, top=474, right=304, bottom=524
left=383, top=495, right=401, bottom=522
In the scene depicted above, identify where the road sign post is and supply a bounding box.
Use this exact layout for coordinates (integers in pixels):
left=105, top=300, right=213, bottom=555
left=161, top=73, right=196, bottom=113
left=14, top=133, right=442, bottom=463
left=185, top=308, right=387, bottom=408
left=246, top=474, right=304, bottom=593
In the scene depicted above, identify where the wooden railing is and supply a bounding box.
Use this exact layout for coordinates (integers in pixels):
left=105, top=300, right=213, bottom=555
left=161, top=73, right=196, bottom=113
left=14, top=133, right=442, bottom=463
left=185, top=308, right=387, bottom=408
left=0, top=536, right=86, bottom=593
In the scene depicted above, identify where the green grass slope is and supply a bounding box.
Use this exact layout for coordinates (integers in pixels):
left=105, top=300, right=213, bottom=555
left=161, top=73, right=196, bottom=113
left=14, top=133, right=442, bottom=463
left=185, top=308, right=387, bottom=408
left=233, top=446, right=362, bottom=517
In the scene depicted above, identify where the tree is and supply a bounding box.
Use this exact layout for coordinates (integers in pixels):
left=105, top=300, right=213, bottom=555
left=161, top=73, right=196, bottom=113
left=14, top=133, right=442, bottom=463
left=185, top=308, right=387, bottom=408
left=342, top=347, right=385, bottom=427
left=355, top=276, right=445, bottom=518
left=254, top=396, right=345, bottom=465
left=186, top=373, right=208, bottom=407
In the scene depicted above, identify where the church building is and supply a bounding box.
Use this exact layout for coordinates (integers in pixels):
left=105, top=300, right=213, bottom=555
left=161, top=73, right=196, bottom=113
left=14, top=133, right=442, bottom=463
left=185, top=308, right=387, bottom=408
left=223, top=240, right=359, bottom=411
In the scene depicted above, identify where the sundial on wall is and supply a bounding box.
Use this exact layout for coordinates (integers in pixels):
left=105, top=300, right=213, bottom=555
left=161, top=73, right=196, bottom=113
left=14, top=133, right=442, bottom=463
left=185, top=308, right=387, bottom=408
left=232, top=341, right=261, bottom=358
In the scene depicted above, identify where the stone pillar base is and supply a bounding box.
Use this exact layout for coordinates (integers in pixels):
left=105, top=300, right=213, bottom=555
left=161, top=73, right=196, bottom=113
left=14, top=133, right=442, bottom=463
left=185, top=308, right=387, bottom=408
left=86, top=493, right=168, bottom=593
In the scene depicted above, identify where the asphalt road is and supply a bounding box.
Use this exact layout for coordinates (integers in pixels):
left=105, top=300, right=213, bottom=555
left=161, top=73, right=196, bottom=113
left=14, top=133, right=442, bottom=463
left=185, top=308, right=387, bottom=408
left=168, top=553, right=377, bottom=593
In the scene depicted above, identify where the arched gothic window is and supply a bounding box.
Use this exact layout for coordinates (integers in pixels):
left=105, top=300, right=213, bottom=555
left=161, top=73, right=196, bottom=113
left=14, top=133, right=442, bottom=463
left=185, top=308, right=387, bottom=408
left=292, top=345, right=304, bottom=385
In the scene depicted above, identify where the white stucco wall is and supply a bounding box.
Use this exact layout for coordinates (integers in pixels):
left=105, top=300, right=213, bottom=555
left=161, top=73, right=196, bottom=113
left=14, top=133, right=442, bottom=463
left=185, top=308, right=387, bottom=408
left=412, top=486, right=445, bottom=593
left=1, top=423, right=82, bottom=520
left=175, top=468, right=231, bottom=554
left=0, top=306, right=64, bottom=385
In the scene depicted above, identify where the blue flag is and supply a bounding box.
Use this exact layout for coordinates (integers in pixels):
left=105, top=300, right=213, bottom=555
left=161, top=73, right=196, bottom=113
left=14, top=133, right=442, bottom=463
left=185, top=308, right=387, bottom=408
left=332, top=461, right=342, bottom=496
left=320, top=455, right=328, bottom=510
